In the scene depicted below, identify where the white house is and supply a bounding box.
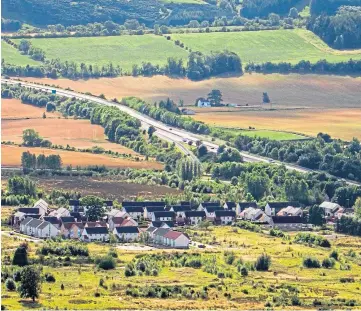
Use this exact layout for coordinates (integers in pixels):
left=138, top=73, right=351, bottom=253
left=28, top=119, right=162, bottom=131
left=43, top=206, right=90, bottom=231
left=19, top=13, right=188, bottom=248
left=196, top=98, right=211, bottom=107
left=235, top=202, right=258, bottom=216
left=81, top=227, right=109, bottom=242
left=163, top=230, right=190, bottom=248
left=20, top=217, right=33, bottom=233
left=203, top=206, right=223, bottom=219
left=277, top=206, right=303, bottom=217
left=25, top=218, right=43, bottom=236
left=239, top=207, right=264, bottom=221
left=122, top=206, right=144, bottom=220
left=144, top=206, right=165, bottom=220
left=48, top=207, right=71, bottom=218
left=36, top=221, right=59, bottom=238
left=320, top=201, right=342, bottom=217
left=268, top=216, right=303, bottom=231
left=184, top=211, right=206, bottom=225
left=152, top=211, right=175, bottom=222
left=33, top=199, right=48, bottom=215
left=265, top=202, right=299, bottom=216
left=113, top=226, right=139, bottom=242
left=214, top=210, right=236, bottom=225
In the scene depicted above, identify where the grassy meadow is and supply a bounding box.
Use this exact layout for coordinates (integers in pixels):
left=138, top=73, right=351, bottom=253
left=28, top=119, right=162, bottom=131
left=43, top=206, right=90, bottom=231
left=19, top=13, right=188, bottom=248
left=171, top=29, right=361, bottom=64
left=2, top=226, right=361, bottom=310
left=1, top=42, right=40, bottom=66
left=12, top=35, right=189, bottom=71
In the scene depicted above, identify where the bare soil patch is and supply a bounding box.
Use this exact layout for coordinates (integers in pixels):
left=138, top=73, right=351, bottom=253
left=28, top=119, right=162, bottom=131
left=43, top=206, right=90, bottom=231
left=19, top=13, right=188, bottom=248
left=2, top=145, right=163, bottom=170
left=29, top=175, right=180, bottom=200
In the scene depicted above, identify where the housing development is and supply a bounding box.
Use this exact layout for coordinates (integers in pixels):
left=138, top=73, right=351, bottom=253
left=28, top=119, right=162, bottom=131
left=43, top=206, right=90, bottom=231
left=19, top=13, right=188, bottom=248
left=1, top=0, right=361, bottom=310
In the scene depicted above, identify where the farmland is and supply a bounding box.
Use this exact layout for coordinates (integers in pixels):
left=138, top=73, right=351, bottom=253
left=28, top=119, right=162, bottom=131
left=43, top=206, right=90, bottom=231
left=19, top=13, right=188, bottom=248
left=18, top=73, right=361, bottom=140
left=2, top=226, right=361, bottom=310
left=12, top=35, right=189, bottom=71
left=2, top=99, right=139, bottom=154
left=1, top=145, right=163, bottom=169
left=6, top=29, right=361, bottom=70
left=1, top=42, right=40, bottom=66
left=171, top=29, right=361, bottom=64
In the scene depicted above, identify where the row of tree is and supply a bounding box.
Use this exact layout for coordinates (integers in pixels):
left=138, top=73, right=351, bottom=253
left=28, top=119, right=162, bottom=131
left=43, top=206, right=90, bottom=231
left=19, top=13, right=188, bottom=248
left=245, top=59, right=361, bottom=75
left=121, top=97, right=210, bottom=135
left=21, top=151, right=62, bottom=170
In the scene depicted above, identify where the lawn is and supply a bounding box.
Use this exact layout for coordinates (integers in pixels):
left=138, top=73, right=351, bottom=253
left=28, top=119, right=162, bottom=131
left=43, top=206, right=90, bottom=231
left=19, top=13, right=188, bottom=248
left=1, top=42, right=40, bottom=66
left=2, top=226, right=361, bottom=310
left=13, top=35, right=189, bottom=72
left=171, top=29, right=361, bottom=64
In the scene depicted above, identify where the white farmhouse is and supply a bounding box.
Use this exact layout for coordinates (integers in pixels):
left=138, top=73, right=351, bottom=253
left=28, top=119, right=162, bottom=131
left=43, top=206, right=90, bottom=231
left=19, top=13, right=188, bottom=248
left=81, top=227, right=109, bottom=242
left=113, top=226, right=139, bottom=242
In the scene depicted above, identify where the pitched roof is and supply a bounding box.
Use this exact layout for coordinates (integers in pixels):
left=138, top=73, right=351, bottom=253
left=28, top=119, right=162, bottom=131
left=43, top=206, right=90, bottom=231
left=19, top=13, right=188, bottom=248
left=33, top=199, right=48, bottom=210
left=153, top=228, right=170, bottom=237
left=120, top=219, right=138, bottom=227
left=320, top=201, right=341, bottom=211
left=26, top=214, right=41, bottom=219
left=277, top=206, right=302, bottom=216
left=200, top=202, right=220, bottom=208
left=215, top=210, right=236, bottom=217
left=17, top=207, right=40, bottom=214
left=27, top=218, right=43, bottom=228
left=123, top=206, right=144, bottom=213
left=180, top=201, right=191, bottom=207
left=164, top=230, right=185, bottom=240
left=20, top=217, right=33, bottom=226
left=85, top=221, right=107, bottom=227
left=145, top=206, right=165, bottom=212
left=84, top=227, right=108, bottom=234
left=171, top=205, right=191, bottom=212
left=71, top=222, right=85, bottom=229
left=225, top=202, right=237, bottom=209
left=121, top=201, right=143, bottom=208
left=108, top=209, right=123, bottom=217
left=14, top=211, right=26, bottom=218
left=185, top=211, right=206, bottom=218
left=70, top=212, right=82, bottom=220
left=204, top=206, right=223, bottom=213
left=238, top=202, right=258, bottom=209
left=62, top=222, right=76, bottom=230
left=43, top=216, right=60, bottom=225
left=267, top=202, right=299, bottom=209
left=111, top=217, right=126, bottom=224
left=143, top=201, right=166, bottom=207
left=153, top=211, right=175, bottom=218
left=272, top=216, right=303, bottom=224
left=114, top=226, right=139, bottom=234
left=37, top=221, right=52, bottom=230
left=151, top=221, right=174, bottom=228
left=60, top=216, right=76, bottom=223
left=69, top=199, right=80, bottom=206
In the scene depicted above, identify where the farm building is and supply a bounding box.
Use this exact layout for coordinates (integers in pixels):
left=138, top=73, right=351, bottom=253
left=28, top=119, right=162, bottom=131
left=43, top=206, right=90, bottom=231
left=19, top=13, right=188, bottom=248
left=268, top=216, right=303, bottom=231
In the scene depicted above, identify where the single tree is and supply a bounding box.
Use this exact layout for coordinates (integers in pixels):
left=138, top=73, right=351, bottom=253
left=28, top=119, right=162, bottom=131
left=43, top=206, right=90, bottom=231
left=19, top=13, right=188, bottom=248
left=354, top=197, right=361, bottom=219
left=147, top=126, right=156, bottom=138
left=18, top=266, right=41, bottom=302
left=207, top=89, right=223, bottom=106
left=12, top=245, right=28, bottom=266
left=81, top=195, right=105, bottom=221
left=262, top=92, right=270, bottom=104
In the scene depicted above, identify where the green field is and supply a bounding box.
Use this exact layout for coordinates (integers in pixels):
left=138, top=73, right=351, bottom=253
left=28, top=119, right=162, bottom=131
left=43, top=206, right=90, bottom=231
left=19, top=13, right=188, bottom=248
left=234, top=129, right=308, bottom=140
left=171, top=29, right=361, bottom=64
left=1, top=42, right=40, bottom=66
left=13, top=35, right=189, bottom=72
left=6, top=29, right=361, bottom=70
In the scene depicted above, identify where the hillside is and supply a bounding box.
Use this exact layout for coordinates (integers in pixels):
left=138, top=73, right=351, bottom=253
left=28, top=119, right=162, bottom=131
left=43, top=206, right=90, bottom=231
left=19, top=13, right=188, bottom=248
left=1, top=0, right=233, bottom=27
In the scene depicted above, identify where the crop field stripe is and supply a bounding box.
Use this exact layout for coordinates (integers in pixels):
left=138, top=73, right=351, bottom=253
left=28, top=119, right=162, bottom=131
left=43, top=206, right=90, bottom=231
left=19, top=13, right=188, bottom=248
left=1, top=41, right=41, bottom=66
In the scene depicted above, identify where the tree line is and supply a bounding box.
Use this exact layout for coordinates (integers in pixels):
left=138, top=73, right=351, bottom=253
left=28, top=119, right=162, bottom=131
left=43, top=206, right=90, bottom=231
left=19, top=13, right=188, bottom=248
left=241, top=0, right=300, bottom=18
left=21, top=151, right=62, bottom=170
left=232, top=133, right=361, bottom=182
left=245, top=59, right=361, bottom=75
left=121, top=97, right=211, bottom=135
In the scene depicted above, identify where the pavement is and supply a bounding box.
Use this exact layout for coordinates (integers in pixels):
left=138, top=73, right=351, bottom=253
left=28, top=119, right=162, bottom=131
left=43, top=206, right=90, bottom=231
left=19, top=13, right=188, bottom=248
left=2, top=78, right=360, bottom=187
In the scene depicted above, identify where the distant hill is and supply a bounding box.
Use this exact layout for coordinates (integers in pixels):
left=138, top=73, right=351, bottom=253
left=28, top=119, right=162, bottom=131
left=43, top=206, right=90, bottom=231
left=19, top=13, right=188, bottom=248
left=1, top=0, right=234, bottom=27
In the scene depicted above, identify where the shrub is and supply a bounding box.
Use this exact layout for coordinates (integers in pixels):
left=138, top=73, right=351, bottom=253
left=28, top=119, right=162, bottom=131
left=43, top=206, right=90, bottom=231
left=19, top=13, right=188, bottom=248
left=12, top=246, right=28, bottom=266
left=322, top=257, right=335, bottom=269
left=255, top=254, right=271, bottom=271
left=45, top=273, right=56, bottom=282
left=97, top=256, right=116, bottom=270
left=13, top=271, right=21, bottom=282
left=291, top=295, right=301, bottom=306
left=329, top=249, right=339, bottom=260
left=108, top=249, right=118, bottom=258
left=294, top=233, right=331, bottom=248
left=94, top=292, right=101, bottom=297
left=340, top=277, right=354, bottom=283
left=240, top=266, right=248, bottom=276
left=5, top=278, right=16, bottom=291
left=61, top=283, right=64, bottom=290
left=303, top=256, right=321, bottom=268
